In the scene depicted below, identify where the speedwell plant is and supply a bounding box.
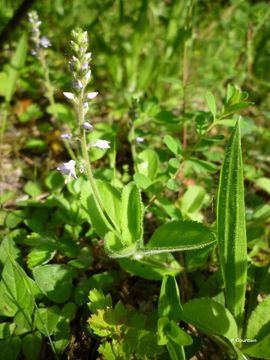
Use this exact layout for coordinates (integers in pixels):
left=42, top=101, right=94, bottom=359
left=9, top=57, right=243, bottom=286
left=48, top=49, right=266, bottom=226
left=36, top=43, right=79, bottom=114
left=55, top=29, right=269, bottom=359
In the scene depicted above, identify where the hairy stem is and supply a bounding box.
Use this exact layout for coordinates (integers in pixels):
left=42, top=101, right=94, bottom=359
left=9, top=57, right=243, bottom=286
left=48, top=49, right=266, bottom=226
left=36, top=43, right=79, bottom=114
left=77, top=93, right=120, bottom=234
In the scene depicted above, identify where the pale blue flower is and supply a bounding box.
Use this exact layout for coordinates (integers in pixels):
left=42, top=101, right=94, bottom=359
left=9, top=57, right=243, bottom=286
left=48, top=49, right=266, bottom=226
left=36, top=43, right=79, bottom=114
left=82, top=122, right=93, bottom=130
left=57, top=160, right=77, bottom=181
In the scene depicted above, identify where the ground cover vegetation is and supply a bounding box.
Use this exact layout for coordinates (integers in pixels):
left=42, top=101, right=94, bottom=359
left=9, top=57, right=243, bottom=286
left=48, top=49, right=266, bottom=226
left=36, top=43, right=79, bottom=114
left=0, top=0, right=270, bottom=359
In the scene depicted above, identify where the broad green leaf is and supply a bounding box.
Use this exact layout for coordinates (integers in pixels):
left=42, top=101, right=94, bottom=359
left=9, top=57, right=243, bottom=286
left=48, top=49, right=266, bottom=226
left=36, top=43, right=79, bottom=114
left=158, top=276, right=183, bottom=322
left=80, top=179, right=121, bottom=237
left=205, top=91, right=216, bottom=118
left=27, top=245, right=56, bottom=269
left=164, top=135, right=182, bottom=155
left=217, top=120, right=247, bottom=326
left=144, top=220, right=216, bottom=254
left=22, top=332, right=42, bottom=360
left=243, top=334, right=270, bottom=359
left=14, top=308, right=32, bottom=335
left=34, top=306, right=61, bottom=336
left=255, top=177, right=270, bottom=196
left=33, top=264, right=74, bottom=303
left=245, top=295, right=270, bottom=344
left=133, top=173, right=152, bottom=189
left=0, top=237, right=20, bottom=267
left=24, top=181, right=42, bottom=197
left=158, top=317, right=192, bottom=346
left=0, top=336, right=22, bottom=360
left=180, top=185, right=206, bottom=215
left=6, top=33, right=28, bottom=102
left=53, top=302, right=77, bottom=353
left=0, top=259, right=33, bottom=317
left=120, top=182, right=143, bottom=247
left=137, top=149, right=159, bottom=180
left=182, top=298, right=238, bottom=339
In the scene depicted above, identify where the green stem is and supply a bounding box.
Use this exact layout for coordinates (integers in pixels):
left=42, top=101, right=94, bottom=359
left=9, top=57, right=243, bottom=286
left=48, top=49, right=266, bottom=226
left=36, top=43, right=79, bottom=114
left=78, top=94, right=120, bottom=234
left=130, top=123, right=138, bottom=173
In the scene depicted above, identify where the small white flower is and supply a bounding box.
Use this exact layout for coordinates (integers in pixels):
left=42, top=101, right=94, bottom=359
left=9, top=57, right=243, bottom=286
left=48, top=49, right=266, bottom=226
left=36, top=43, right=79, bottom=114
left=82, top=63, right=89, bottom=70
left=40, top=36, right=51, bottom=48
left=82, top=122, right=93, bottom=130
left=135, top=137, right=144, bottom=143
left=60, top=133, right=72, bottom=139
left=57, top=160, right=77, bottom=182
left=85, top=70, right=91, bottom=81
left=85, top=52, right=92, bottom=61
left=72, top=80, right=83, bottom=90
left=93, top=139, right=110, bottom=150
left=87, top=92, right=98, bottom=100
left=63, top=92, right=75, bottom=100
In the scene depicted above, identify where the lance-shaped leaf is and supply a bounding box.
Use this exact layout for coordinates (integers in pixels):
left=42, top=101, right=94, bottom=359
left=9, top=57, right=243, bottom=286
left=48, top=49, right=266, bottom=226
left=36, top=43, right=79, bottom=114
left=158, top=275, right=183, bottom=322
left=142, top=220, right=215, bottom=255
left=120, top=182, right=143, bottom=247
left=217, top=120, right=247, bottom=327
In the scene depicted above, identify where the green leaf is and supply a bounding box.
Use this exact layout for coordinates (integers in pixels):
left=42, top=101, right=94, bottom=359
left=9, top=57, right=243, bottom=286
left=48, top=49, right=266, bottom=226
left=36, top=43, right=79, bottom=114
left=19, top=104, right=43, bottom=123
left=158, top=317, right=192, bottom=346
left=14, top=308, right=32, bottom=335
left=243, top=334, right=270, bottom=359
left=119, top=253, right=182, bottom=280
left=166, top=178, right=181, bottom=192
left=137, top=149, right=159, bottom=180
left=0, top=259, right=33, bottom=317
left=164, top=135, right=182, bottom=155
left=6, top=33, right=28, bottom=102
left=182, top=298, right=238, bottom=339
left=5, top=210, right=25, bottom=229
left=0, top=237, right=20, bottom=267
left=0, top=323, right=16, bottom=339
left=34, top=306, right=61, bottom=336
left=33, top=264, right=74, bottom=303
left=188, top=158, right=218, bottom=173
left=47, top=103, right=75, bottom=124
left=245, top=295, right=270, bottom=346
left=53, top=302, right=77, bottom=353
left=0, top=336, right=22, bottom=360
left=205, top=91, right=216, bottom=118
left=24, top=181, right=42, bottom=197
left=88, top=289, right=112, bottom=314
left=22, top=332, right=42, bottom=360
left=104, top=231, right=137, bottom=258
left=133, top=173, right=152, bottom=189
left=144, top=220, right=216, bottom=254
left=27, top=246, right=56, bottom=269
left=217, top=120, right=247, bottom=326
left=158, top=275, right=183, bottom=322
left=180, top=185, right=206, bottom=215
left=255, top=177, right=270, bottom=196
left=166, top=339, right=186, bottom=360
left=80, top=179, right=121, bottom=237
left=120, top=182, right=143, bottom=247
